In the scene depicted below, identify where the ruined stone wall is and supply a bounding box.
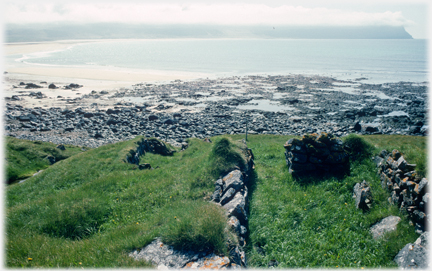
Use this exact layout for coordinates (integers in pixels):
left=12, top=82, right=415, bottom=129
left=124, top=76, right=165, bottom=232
left=374, top=149, right=429, bottom=233
left=210, top=141, right=254, bottom=267
left=284, top=133, right=349, bottom=174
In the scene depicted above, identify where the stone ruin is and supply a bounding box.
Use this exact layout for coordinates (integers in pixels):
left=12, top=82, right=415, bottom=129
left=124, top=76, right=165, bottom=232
left=129, top=138, right=255, bottom=268
left=284, top=133, right=349, bottom=174
left=126, top=138, right=175, bottom=166
left=373, top=149, right=428, bottom=234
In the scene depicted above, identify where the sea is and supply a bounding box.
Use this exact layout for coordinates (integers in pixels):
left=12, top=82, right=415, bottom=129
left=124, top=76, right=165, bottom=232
left=10, top=39, right=428, bottom=83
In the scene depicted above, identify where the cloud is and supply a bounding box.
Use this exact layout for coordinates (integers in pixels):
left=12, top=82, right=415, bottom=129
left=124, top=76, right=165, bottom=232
left=5, top=2, right=414, bottom=26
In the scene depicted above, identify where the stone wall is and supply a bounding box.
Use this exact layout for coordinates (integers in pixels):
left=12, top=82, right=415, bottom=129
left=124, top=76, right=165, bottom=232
left=373, top=149, right=429, bottom=233
left=210, top=140, right=255, bottom=267
left=284, top=133, right=349, bottom=174
left=129, top=138, right=254, bottom=269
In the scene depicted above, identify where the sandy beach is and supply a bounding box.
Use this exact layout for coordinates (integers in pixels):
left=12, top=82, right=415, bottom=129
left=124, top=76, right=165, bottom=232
left=4, top=40, right=207, bottom=85
left=3, top=40, right=210, bottom=108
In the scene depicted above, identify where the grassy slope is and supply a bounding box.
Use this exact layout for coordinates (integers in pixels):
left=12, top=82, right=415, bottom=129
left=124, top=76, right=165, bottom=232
left=5, top=134, right=426, bottom=268
left=5, top=136, right=85, bottom=183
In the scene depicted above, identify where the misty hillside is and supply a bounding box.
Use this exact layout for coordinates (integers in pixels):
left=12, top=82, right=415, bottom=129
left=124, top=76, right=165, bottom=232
left=6, top=24, right=413, bottom=42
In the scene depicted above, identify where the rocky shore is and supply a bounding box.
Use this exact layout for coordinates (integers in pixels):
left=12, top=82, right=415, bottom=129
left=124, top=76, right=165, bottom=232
left=3, top=74, right=428, bottom=148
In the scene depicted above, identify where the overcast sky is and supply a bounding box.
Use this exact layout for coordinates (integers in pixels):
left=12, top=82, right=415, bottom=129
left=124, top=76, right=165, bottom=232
left=2, top=0, right=429, bottom=39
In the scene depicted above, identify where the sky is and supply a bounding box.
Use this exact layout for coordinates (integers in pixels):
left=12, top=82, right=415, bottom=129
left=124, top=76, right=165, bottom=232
left=1, top=0, right=430, bottom=39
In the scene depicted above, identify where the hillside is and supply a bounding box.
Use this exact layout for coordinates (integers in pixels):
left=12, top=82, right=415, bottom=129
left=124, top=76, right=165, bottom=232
left=6, top=24, right=413, bottom=42
left=5, top=134, right=426, bottom=268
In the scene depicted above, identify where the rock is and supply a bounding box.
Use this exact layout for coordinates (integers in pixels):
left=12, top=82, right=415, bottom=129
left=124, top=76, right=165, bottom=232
left=353, top=121, right=362, bottom=131
left=56, top=144, right=66, bottom=150
left=353, top=180, right=373, bottom=211
left=370, top=216, right=401, bottom=239
left=220, top=188, right=237, bottom=205
left=139, top=163, right=152, bottom=170
left=48, top=83, right=57, bottom=89
left=222, top=190, right=247, bottom=224
left=45, top=155, right=56, bottom=165
left=149, top=115, right=159, bottom=121
left=65, top=83, right=83, bottom=89
left=414, top=231, right=429, bottom=248
left=227, top=216, right=242, bottom=236
left=222, top=170, right=245, bottom=193
left=25, top=83, right=42, bottom=89
left=394, top=243, right=428, bottom=269
left=129, top=238, right=217, bottom=269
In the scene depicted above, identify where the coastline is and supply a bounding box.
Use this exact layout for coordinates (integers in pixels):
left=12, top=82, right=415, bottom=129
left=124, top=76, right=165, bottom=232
left=2, top=40, right=428, bottom=149
left=4, top=39, right=210, bottom=89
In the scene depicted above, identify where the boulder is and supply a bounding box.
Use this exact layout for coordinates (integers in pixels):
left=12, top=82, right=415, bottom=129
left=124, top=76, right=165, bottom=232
left=56, top=144, right=66, bottom=150
left=370, top=216, right=401, bottom=239
left=394, top=242, right=428, bottom=269
left=45, top=155, right=56, bottom=165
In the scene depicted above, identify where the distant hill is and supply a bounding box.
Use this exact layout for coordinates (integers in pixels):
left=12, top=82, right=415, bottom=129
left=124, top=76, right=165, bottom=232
left=6, top=23, right=413, bottom=42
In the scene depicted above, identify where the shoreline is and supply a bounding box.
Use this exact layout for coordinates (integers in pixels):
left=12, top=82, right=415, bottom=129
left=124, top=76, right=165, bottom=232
left=4, top=39, right=210, bottom=86
left=3, top=73, right=427, bottom=149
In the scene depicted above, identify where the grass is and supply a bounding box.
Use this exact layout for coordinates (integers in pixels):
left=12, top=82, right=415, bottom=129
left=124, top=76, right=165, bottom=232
left=243, top=134, right=426, bottom=268
left=4, top=136, right=84, bottom=184
left=5, top=136, right=241, bottom=267
left=5, top=134, right=427, bottom=268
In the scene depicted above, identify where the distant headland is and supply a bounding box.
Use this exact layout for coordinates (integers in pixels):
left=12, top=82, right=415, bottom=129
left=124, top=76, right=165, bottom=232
left=6, top=24, right=413, bottom=42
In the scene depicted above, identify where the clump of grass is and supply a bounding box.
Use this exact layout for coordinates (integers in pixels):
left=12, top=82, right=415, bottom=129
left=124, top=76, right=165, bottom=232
left=40, top=198, right=111, bottom=240
left=161, top=201, right=229, bottom=254
left=208, top=137, right=246, bottom=177
left=343, top=134, right=375, bottom=162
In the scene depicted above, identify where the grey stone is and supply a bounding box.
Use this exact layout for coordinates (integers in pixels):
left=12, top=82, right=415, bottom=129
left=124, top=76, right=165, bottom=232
left=370, top=216, right=401, bottom=239
left=220, top=188, right=237, bottom=205
left=394, top=243, right=429, bottom=269
left=129, top=238, right=215, bottom=269
left=222, top=170, right=244, bottom=192
left=222, top=191, right=247, bottom=224
left=353, top=180, right=373, bottom=211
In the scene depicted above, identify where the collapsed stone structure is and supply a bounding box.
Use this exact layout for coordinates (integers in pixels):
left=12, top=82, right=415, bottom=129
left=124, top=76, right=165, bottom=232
left=284, top=133, right=349, bottom=174
left=126, top=138, right=175, bottom=165
left=373, top=149, right=428, bottom=233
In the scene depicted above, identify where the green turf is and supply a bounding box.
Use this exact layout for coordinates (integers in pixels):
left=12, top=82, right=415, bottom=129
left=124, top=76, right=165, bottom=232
left=5, top=134, right=426, bottom=268
left=4, top=136, right=85, bottom=184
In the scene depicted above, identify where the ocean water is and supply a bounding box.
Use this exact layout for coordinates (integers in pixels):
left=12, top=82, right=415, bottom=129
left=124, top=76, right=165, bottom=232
left=12, top=39, right=428, bottom=83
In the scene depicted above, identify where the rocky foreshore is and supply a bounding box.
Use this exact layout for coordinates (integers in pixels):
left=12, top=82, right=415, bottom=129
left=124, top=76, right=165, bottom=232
left=3, top=74, right=428, bottom=148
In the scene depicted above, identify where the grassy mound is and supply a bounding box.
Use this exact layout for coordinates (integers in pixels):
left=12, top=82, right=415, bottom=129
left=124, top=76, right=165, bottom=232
left=161, top=201, right=229, bottom=254
left=5, top=134, right=427, bottom=268
left=208, top=137, right=247, bottom=178
left=5, top=136, right=84, bottom=184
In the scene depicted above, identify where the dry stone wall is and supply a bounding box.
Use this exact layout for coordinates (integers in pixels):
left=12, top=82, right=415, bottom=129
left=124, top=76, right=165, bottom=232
left=129, top=139, right=254, bottom=269
left=373, top=149, right=428, bottom=233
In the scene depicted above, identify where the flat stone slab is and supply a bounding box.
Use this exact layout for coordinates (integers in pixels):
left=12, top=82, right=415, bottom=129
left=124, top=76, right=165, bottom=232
left=370, top=216, right=401, bottom=239
left=129, top=238, right=214, bottom=269
left=129, top=238, right=236, bottom=269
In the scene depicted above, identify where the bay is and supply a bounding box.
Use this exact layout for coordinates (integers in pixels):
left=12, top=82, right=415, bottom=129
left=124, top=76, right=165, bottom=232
left=14, top=39, right=427, bottom=83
